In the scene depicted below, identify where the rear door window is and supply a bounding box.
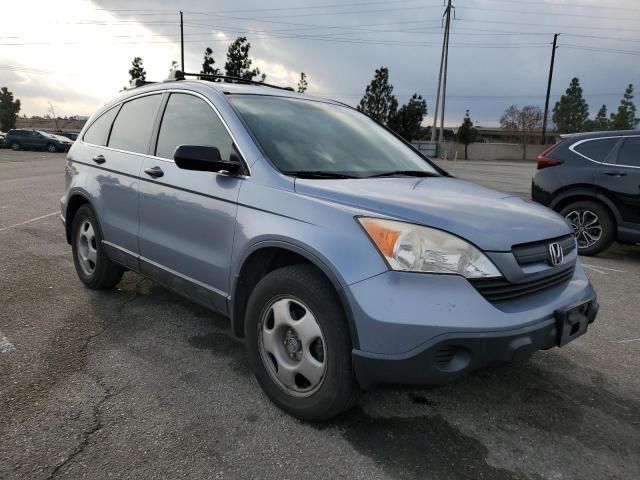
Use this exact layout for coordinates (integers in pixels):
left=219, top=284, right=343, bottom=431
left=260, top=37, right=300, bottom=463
left=617, top=137, right=640, bottom=167
left=108, top=94, right=162, bottom=154
left=83, top=106, right=119, bottom=146
left=155, top=93, right=234, bottom=161
left=573, top=138, right=619, bottom=162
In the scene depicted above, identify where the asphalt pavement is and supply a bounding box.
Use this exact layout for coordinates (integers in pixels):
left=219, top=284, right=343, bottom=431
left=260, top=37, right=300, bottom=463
left=1, top=151, right=639, bottom=479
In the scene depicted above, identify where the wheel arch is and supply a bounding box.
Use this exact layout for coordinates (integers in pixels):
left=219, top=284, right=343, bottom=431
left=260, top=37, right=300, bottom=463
left=230, top=241, right=360, bottom=349
left=64, top=191, right=97, bottom=244
left=550, top=186, right=621, bottom=227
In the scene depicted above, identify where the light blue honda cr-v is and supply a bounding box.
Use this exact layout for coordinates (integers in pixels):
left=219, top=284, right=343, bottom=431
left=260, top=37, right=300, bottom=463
left=61, top=73, right=598, bottom=420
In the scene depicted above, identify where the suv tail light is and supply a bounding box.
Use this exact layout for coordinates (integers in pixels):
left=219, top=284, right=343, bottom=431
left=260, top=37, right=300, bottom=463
left=537, top=141, right=563, bottom=170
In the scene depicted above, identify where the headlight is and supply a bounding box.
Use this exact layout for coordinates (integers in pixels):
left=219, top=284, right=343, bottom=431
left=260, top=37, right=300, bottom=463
left=358, top=217, right=501, bottom=278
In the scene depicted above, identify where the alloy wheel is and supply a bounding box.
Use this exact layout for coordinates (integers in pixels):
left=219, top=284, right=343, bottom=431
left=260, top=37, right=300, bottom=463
left=76, top=220, right=98, bottom=276
left=565, top=209, right=603, bottom=249
left=47, top=144, right=56, bottom=153
left=258, top=297, right=327, bottom=397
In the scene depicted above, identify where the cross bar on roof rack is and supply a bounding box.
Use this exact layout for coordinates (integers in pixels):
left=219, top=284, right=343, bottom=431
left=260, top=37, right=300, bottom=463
left=164, top=70, right=294, bottom=91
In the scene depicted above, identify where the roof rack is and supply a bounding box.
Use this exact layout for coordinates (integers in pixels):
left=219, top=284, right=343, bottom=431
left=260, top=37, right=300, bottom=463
left=128, top=78, right=155, bottom=89
left=164, top=70, right=295, bottom=91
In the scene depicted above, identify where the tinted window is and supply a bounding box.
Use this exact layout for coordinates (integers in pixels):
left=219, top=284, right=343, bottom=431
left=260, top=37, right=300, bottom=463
left=574, top=138, right=618, bottom=162
left=229, top=95, right=438, bottom=176
left=108, top=94, right=162, bottom=154
left=155, top=93, right=234, bottom=161
left=617, top=137, right=640, bottom=167
left=83, top=106, right=119, bottom=146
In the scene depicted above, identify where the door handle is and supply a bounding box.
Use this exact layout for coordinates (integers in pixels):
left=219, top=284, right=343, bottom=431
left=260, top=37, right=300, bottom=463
left=144, top=166, right=164, bottom=178
left=603, top=170, right=627, bottom=177
left=92, top=155, right=106, bottom=165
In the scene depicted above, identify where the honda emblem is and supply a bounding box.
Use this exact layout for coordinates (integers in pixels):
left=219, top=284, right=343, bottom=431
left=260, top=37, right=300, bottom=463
left=548, top=242, right=563, bottom=266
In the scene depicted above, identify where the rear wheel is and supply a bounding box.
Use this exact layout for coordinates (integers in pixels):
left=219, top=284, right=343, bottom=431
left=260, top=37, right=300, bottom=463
left=560, top=200, right=615, bottom=256
left=71, top=205, right=124, bottom=289
left=11, top=142, right=21, bottom=151
left=245, top=265, right=359, bottom=421
left=47, top=143, right=57, bottom=153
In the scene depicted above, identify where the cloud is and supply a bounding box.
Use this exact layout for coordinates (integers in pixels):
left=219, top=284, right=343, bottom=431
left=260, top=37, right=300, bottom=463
left=2, top=0, right=639, bottom=126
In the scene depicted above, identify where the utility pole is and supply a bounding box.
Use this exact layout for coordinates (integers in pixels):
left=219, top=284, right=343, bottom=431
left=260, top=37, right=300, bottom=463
left=180, top=11, right=185, bottom=72
left=431, top=0, right=454, bottom=148
left=542, top=33, right=559, bottom=145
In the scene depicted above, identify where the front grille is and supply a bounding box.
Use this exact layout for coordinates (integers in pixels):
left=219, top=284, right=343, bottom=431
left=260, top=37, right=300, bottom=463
left=470, top=266, right=575, bottom=302
left=512, top=234, right=576, bottom=266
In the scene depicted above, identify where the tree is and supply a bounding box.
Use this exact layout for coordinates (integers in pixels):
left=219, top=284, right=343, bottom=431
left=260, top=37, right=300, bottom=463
left=500, top=104, right=543, bottom=160
left=200, top=47, right=221, bottom=79
left=584, top=104, right=610, bottom=131
left=224, top=37, right=264, bottom=82
left=552, top=77, right=589, bottom=134
left=48, top=102, right=60, bottom=131
left=610, top=84, right=639, bottom=130
left=297, top=72, right=308, bottom=93
left=0, top=87, right=21, bottom=131
left=457, top=110, right=478, bottom=160
left=387, top=94, right=427, bottom=141
left=128, top=57, right=146, bottom=82
left=357, top=67, right=398, bottom=124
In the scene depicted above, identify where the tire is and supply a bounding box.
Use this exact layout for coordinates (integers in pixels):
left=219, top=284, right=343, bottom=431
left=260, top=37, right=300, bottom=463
left=11, top=142, right=21, bottom=151
left=71, top=205, right=124, bottom=289
left=559, top=200, right=615, bottom=256
left=245, top=265, right=359, bottom=421
left=47, top=143, right=57, bottom=153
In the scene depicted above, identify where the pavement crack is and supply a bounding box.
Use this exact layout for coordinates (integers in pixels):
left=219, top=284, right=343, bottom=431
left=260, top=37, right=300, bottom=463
left=46, top=385, right=126, bottom=479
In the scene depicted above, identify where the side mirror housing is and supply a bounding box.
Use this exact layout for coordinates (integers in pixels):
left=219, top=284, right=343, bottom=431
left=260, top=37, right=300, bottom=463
left=174, top=145, right=242, bottom=174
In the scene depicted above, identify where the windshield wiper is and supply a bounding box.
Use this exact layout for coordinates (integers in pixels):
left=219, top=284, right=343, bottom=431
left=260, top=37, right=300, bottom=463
left=365, top=170, right=440, bottom=178
left=282, top=170, right=359, bottom=179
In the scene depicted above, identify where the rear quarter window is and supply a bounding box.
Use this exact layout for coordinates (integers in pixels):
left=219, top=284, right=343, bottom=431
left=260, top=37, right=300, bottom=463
left=617, top=137, right=640, bottom=167
left=573, top=138, right=619, bottom=163
left=83, top=106, right=119, bottom=146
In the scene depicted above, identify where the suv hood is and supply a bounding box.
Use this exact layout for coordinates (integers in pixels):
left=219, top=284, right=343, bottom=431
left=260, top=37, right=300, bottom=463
left=295, top=176, right=571, bottom=251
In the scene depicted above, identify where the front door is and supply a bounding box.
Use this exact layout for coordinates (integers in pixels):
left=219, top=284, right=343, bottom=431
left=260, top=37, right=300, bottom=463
left=138, top=92, right=244, bottom=313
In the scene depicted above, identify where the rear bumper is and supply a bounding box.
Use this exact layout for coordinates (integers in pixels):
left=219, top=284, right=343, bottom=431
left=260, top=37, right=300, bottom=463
left=352, top=295, right=598, bottom=388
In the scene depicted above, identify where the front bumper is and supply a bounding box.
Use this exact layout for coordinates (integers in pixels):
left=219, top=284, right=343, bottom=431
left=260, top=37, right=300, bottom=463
left=352, top=295, right=597, bottom=388
left=345, top=260, right=597, bottom=388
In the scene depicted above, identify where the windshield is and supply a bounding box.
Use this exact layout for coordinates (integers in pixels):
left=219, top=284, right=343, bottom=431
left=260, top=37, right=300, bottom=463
left=229, top=95, right=439, bottom=178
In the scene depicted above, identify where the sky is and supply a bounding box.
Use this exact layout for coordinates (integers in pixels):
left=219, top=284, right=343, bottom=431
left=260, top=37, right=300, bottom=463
left=2, top=0, right=639, bottom=127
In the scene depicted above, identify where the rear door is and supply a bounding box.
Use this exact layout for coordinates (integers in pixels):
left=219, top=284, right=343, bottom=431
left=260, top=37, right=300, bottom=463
left=86, top=93, right=163, bottom=259
left=138, top=91, right=244, bottom=313
left=598, top=135, right=640, bottom=226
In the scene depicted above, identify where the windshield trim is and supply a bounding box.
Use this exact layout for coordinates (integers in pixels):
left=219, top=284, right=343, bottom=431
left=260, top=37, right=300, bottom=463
left=226, top=93, right=448, bottom=179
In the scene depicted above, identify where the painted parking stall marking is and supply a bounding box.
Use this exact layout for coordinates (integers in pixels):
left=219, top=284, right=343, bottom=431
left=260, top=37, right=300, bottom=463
left=0, top=211, right=58, bottom=233
left=582, top=264, right=626, bottom=275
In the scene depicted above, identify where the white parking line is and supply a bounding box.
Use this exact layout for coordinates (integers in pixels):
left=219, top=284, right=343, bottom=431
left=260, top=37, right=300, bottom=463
left=617, top=338, right=640, bottom=344
left=0, top=212, right=58, bottom=233
left=582, top=264, right=626, bottom=275
left=0, top=332, right=16, bottom=353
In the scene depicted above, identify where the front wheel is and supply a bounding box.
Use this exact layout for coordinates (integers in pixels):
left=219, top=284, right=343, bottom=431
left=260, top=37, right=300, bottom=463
left=245, top=265, right=359, bottom=421
left=560, top=200, right=615, bottom=256
left=71, top=205, right=124, bottom=289
left=47, top=143, right=57, bottom=153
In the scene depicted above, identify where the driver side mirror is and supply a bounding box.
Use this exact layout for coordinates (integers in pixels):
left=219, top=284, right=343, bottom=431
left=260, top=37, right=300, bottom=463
left=174, top=145, right=242, bottom=174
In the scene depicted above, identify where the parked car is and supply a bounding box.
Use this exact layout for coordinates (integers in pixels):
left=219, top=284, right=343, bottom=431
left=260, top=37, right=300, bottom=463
left=61, top=76, right=598, bottom=420
left=532, top=130, right=640, bottom=255
left=5, top=129, right=73, bottom=152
